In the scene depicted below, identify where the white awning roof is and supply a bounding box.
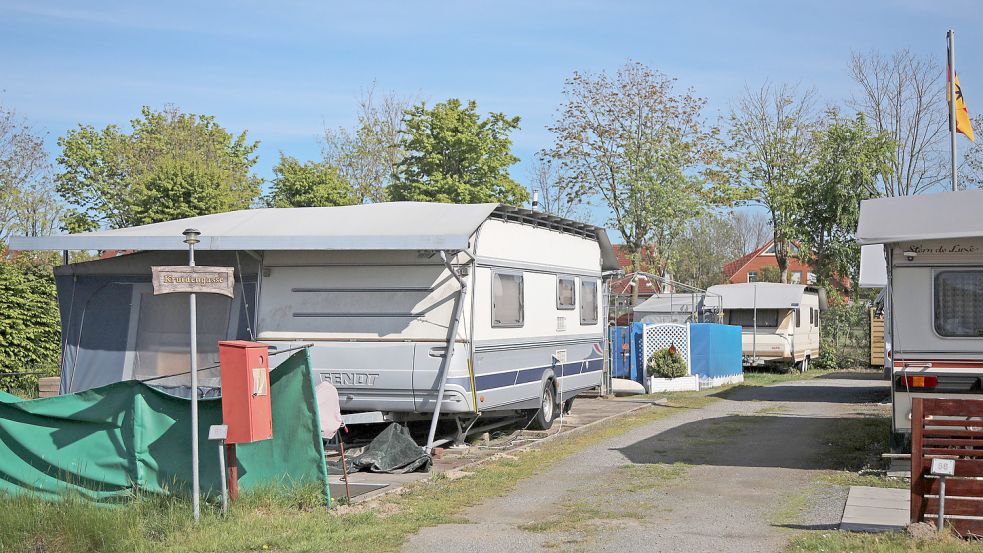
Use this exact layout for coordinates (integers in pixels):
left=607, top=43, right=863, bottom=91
left=633, top=293, right=722, bottom=314
left=857, top=188, right=983, bottom=245
left=10, top=202, right=498, bottom=251
left=706, top=283, right=814, bottom=309
left=859, top=244, right=887, bottom=288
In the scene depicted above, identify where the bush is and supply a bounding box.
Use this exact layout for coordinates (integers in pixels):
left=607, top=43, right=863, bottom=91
left=646, top=347, right=688, bottom=379
left=0, top=259, right=61, bottom=393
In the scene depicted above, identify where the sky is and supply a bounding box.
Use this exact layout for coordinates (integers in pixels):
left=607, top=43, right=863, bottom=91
left=2, top=0, right=981, bottom=227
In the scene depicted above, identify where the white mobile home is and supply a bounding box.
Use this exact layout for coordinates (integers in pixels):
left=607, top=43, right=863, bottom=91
left=707, top=283, right=822, bottom=370
left=12, top=203, right=618, bottom=433
left=857, top=189, right=983, bottom=447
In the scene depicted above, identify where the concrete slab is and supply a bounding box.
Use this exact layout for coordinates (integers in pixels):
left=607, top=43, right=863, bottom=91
left=840, top=486, right=910, bottom=533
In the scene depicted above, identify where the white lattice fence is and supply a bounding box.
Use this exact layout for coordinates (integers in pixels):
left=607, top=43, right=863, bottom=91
left=641, top=323, right=692, bottom=374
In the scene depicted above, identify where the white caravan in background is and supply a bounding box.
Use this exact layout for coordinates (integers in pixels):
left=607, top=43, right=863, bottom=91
left=707, top=283, right=823, bottom=371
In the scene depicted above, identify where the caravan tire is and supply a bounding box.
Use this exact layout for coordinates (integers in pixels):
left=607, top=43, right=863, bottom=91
left=527, top=381, right=557, bottom=431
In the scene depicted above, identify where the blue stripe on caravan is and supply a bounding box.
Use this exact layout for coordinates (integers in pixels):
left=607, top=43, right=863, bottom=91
left=473, top=358, right=603, bottom=392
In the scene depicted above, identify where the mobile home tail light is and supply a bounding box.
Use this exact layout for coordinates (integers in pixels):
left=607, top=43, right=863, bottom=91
left=902, top=375, right=938, bottom=388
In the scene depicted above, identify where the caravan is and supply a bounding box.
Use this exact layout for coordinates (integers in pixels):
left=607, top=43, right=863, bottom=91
left=857, top=189, right=983, bottom=448
left=707, top=283, right=822, bottom=371
left=12, top=203, right=619, bottom=434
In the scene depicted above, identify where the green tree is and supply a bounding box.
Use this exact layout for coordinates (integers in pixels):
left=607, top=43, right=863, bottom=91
left=266, top=154, right=358, bottom=208
left=759, top=265, right=784, bottom=283
left=672, top=213, right=745, bottom=289
left=795, top=111, right=894, bottom=287
left=389, top=99, right=528, bottom=205
left=57, top=105, right=261, bottom=230
left=729, top=83, right=816, bottom=283
left=545, top=61, right=732, bottom=289
left=0, top=257, right=60, bottom=392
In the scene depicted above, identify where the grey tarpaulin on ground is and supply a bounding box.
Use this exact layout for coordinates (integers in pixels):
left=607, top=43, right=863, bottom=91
left=348, top=423, right=432, bottom=474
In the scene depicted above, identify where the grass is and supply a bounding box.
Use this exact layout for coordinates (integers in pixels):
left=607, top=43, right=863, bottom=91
left=788, top=530, right=983, bottom=552
left=0, top=392, right=719, bottom=553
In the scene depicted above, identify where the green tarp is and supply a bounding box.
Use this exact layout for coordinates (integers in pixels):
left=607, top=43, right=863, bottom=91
left=0, top=350, right=329, bottom=504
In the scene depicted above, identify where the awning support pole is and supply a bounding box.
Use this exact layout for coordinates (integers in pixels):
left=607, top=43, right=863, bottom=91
left=424, top=250, right=468, bottom=455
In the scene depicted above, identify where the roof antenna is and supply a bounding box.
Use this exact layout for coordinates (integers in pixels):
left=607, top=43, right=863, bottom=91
left=531, top=191, right=539, bottom=211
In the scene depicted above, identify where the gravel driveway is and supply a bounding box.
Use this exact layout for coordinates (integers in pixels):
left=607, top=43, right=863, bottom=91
left=402, top=372, right=889, bottom=553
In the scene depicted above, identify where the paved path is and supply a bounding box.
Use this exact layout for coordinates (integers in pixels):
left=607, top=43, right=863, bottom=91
left=402, top=372, right=889, bottom=553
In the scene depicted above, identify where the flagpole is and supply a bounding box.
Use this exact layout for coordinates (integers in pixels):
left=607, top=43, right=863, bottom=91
left=948, top=29, right=958, bottom=192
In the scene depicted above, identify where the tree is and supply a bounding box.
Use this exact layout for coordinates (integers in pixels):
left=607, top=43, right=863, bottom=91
left=963, top=114, right=983, bottom=189
left=389, top=99, right=528, bottom=205
left=129, top=158, right=252, bottom=225
left=728, top=83, right=816, bottom=283
left=322, top=87, right=410, bottom=203
left=795, top=111, right=895, bottom=287
left=528, top=156, right=587, bottom=220
left=266, top=154, right=358, bottom=208
left=57, top=105, right=261, bottom=230
left=759, top=265, right=784, bottom=283
left=848, top=50, right=947, bottom=196
left=545, top=61, right=729, bottom=283
left=0, top=102, right=61, bottom=243
left=731, top=210, right=771, bottom=256
left=672, top=213, right=745, bottom=289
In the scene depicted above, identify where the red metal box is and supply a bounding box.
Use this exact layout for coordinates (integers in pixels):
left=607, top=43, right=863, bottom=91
left=218, top=340, right=273, bottom=444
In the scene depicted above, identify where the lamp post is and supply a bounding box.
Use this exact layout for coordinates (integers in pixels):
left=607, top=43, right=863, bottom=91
left=183, top=228, right=201, bottom=522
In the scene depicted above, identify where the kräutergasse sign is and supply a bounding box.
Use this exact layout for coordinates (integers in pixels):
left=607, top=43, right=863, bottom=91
left=151, top=266, right=235, bottom=298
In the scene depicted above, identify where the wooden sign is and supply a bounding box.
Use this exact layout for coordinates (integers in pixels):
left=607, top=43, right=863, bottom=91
left=152, top=266, right=234, bottom=298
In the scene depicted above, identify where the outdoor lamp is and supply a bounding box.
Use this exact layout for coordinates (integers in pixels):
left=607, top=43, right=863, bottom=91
left=183, top=228, right=201, bottom=246
left=903, top=251, right=917, bottom=261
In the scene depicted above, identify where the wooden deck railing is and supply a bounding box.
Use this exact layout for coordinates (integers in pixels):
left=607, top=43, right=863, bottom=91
left=911, top=397, right=983, bottom=537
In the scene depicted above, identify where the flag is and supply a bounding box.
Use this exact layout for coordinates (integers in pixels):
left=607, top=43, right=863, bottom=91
left=949, top=69, right=975, bottom=142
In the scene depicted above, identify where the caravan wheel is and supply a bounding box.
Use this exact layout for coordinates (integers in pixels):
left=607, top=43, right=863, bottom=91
left=527, top=382, right=557, bottom=430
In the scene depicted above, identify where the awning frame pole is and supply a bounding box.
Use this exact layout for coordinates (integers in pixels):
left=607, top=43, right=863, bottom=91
left=424, top=250, right=469, bottom=454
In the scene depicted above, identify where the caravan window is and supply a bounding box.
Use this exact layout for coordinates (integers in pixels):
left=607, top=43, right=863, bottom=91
left=727, top=309, right=780, bottom=327
left=492, top=272, right=524, bottom=327
left=557, top=277, right=576, bottom=310
left=580, top=279, right=599, bottom=325
left=934, top=271, right=983, bottom=337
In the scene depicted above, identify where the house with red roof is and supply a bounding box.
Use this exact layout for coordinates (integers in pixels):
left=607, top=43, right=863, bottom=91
left=722, top=239, right=817, bottom=285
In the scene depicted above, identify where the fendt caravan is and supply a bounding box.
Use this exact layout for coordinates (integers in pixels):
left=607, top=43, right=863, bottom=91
left=857, top=189, right=983, bottom=449
left=707, top=283, right=822, bottom=371
left=12, top=203, right=619, bottom=438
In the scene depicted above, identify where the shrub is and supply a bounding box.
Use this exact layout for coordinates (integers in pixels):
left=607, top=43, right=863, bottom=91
left=646, top=347, right=687, bottom=379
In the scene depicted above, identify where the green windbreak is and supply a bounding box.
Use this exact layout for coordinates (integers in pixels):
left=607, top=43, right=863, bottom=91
left=0, top=350, right=329, bottom=504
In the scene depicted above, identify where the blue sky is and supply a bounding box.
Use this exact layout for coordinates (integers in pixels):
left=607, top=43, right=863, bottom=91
left=2, top=0, right=981, bottom=226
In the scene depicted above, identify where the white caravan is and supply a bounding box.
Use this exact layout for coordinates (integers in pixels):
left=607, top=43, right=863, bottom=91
left=857, top=188, right=983, bottom=448
left=12, top=203, right=618, bottom=436
left=707, top=283, right=822, bottom=370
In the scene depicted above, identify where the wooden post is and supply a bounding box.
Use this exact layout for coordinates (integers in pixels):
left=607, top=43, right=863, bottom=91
left=225, top=443, right=239, bottom=500
left=910, top=397, right=924, bottom=524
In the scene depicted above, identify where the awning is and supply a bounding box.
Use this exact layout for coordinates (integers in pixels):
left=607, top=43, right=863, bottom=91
left=859, top=244, right=887, bottom=288
left=857, top=188, right=983, bottom=244
left=706, top=283, right=813, bottom=309
left=633, top=293, right=722, bottom=314
left=9, top=202, right=499, bottom=252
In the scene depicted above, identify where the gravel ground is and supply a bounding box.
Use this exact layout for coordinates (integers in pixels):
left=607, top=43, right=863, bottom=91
left=402, top=372, right=889, bottom=553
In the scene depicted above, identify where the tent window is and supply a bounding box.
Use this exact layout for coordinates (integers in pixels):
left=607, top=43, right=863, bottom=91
left=492, top=272, right=524, bottom=327
left=580, top=279, right=599, bottom=325
left=727, top=309, right=780, bottom=327
left=557, top=276, right=576, bottom=310
left=934, top=271, right=983, bottom=337
left=131, top=291, right=233, bottom=383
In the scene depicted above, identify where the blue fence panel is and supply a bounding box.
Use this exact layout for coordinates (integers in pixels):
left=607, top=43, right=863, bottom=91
left=608, top=326, right=632, bottom=379
left=689, top=323, right=743, bottom=384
